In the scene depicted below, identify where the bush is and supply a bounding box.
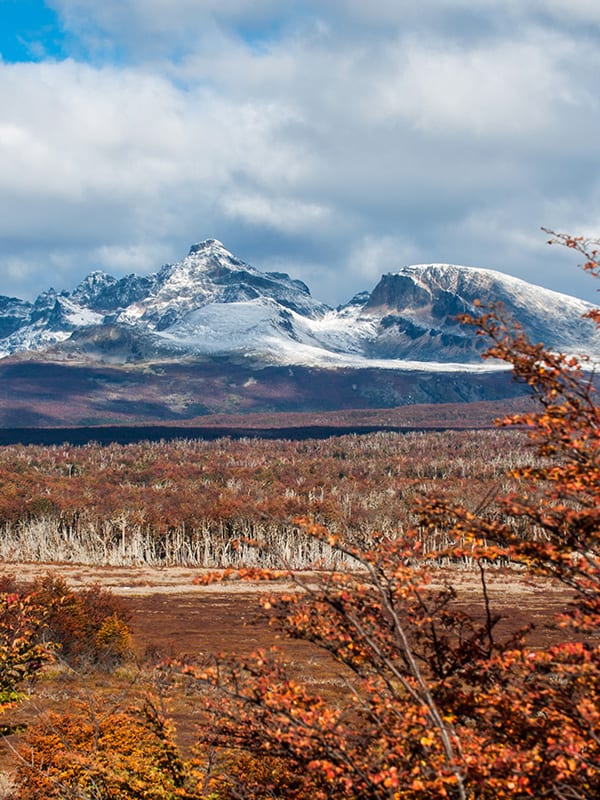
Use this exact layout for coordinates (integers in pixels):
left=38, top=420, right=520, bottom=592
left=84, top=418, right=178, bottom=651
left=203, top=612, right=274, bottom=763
left=0, top=592, right=52, bottom=713
left=31, top=574, right=132, bottom=669
left=0, top=573, right=133, bottom=670
left=11, top=698, right=203, bottom=800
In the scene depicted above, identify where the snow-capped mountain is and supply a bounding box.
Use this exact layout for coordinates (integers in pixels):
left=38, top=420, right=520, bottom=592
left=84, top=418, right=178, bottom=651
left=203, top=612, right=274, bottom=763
left=1, top=240, right=599, bottom=369
left=0, top=240, right=326, bottom=361
left=361, top=264, right=599, bottom=362
left=0, top=289, right=104, bottom=356
left=116, top=239, right=327, bottom=332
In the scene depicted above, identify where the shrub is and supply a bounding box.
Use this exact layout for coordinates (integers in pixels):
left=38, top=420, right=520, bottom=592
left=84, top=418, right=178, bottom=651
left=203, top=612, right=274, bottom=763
left=0, top=573, right=133, bottom=671
left=94, top=613, right=132, bottom=668
left=31, top=575, right=132, bottom=669
left=11, top=697, right=204, bottom=799
left=0, top=592, right=52, bottom=713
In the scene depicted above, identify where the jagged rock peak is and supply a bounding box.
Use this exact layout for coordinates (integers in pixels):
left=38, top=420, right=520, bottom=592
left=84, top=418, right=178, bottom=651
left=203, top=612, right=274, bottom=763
left=365, top=262, right=589, bottom=313
left=77, top=268, right=115, bottom=283
left=163, top=238, right=251, bottom=280
left=72, top=270, right=117, bottom=300
left=376, top=263, right=500, bottom=296
left=188, top=238, right=227, bottom=255
left=339, top=291, right=370, bottom=311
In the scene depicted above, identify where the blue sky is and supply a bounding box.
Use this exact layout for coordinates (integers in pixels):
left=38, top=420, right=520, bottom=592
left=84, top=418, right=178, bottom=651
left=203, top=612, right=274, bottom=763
left=0, top=0, right=64, bottom=61
left=1, top=1, right=600, bottom=305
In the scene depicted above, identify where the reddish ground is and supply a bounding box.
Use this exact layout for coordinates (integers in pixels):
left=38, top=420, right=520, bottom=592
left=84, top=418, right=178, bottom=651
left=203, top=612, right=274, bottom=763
left=3, top=561, right=573, bottom=656
left=0, top=563, right=574, bottom=769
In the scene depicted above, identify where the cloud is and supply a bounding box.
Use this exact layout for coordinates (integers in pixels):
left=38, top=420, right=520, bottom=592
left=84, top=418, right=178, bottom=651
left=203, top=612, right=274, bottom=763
left=47, top=0, right=286, bottom=60
left=369, top=33, right=581, bottom=139
left=534, top=0, right=600, bottom=26
left=0, top=1, right=599, bottom=306
left=221, top=193, right=333, bottom=234
left=49, top=0, right=281, bottom=30
left=347, top=236, right=422, bottom=282
left=0, top=57, right=317, bottom=280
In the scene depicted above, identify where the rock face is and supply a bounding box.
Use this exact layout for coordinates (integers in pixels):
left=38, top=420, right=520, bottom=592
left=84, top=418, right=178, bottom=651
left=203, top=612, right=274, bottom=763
left=1, top=242, right=599, bottom=368
left=71, top=271, right=157, bottom=313
left=114, top=239, right=326, bottom=333
left=0, top=296, right=31, bottom=339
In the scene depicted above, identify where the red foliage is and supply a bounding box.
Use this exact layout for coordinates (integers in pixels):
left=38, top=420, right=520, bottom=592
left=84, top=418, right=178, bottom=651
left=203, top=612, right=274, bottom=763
left=0, top=573, right=132, bottom=670
left=30, top=574, right=133, bottom=669
left=0, top=420, right=530, bottom=568
left=0, top=591, right=53, bottom=713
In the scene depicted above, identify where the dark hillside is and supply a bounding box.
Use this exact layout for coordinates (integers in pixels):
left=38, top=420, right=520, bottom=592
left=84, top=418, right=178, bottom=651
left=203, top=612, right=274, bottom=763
left=0, top=355, right=525, bottom=428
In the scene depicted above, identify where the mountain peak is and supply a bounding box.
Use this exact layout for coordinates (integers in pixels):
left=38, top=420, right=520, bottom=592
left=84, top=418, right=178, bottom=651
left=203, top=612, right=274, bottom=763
left=359, top=262, right=598, bottom=362
left=73, top=270, right=117, bottom=298
left=387, top=262, right=587, bottom=306
left=188, top=239, right=227, bottom=255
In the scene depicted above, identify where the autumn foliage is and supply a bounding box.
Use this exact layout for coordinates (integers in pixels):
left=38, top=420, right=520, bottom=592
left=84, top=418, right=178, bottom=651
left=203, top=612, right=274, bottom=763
left=27, top=574, right=132, bottom=669
left=0, top=574, right=132, bottom=672
left=0, top=423, right=532, bottom=567
left=0, top=592, right=52, bottom=713
left=11, top=697, right=204, bottom=800
left=174, top=233, right=599, bottom=799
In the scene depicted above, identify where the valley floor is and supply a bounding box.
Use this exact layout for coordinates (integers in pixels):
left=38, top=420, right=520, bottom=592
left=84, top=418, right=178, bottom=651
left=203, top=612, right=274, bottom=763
left=0, top=561, right=575, bottom=774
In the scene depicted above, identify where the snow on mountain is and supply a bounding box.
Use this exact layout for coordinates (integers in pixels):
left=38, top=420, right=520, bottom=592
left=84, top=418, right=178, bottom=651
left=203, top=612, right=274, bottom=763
left=156, top=298, right=297, bottom=355
left=1, top=242, right=599, bottom=370
left=360, top=264, right=600, bottom=362
left=0, top=290, right=104, bottom=358
left=147, top=294, right=500, bottom=372
left=0, top=296, right=32, bottom=340
left=117, top=239, right=326, bottom=332
left=71, top=270, right=157, bottom=313
left=154, top=297, right=381, bottom=365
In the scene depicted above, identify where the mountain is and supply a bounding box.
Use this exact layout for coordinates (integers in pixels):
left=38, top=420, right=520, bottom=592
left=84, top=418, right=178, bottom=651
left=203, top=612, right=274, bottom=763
left=0, top=240, right=330, bottom=363
left=361, top=264, right=598, bottom=361
left=0, top=240, right=597, bottom=425
left=2, top=239, right=598, bottom=367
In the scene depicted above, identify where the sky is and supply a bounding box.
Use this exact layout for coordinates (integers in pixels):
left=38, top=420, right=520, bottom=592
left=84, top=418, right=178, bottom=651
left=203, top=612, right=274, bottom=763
left=1, top=0, right=600, bottom=307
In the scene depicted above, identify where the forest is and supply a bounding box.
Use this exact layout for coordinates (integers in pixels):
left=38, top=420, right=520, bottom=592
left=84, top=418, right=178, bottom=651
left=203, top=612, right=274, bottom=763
left=0, top=428, right=528, bottom=568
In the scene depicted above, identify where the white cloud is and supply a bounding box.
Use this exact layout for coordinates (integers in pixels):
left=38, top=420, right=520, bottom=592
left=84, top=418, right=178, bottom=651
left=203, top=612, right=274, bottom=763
left=348, top=236, right=421, bottom=282
left=1, top=1, right=600, bottom=305
left=0, top=57, right=307, bottom=231
left=221, top=193, right=332, bottom=234
left=370, top=33, right=582, bottom=139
